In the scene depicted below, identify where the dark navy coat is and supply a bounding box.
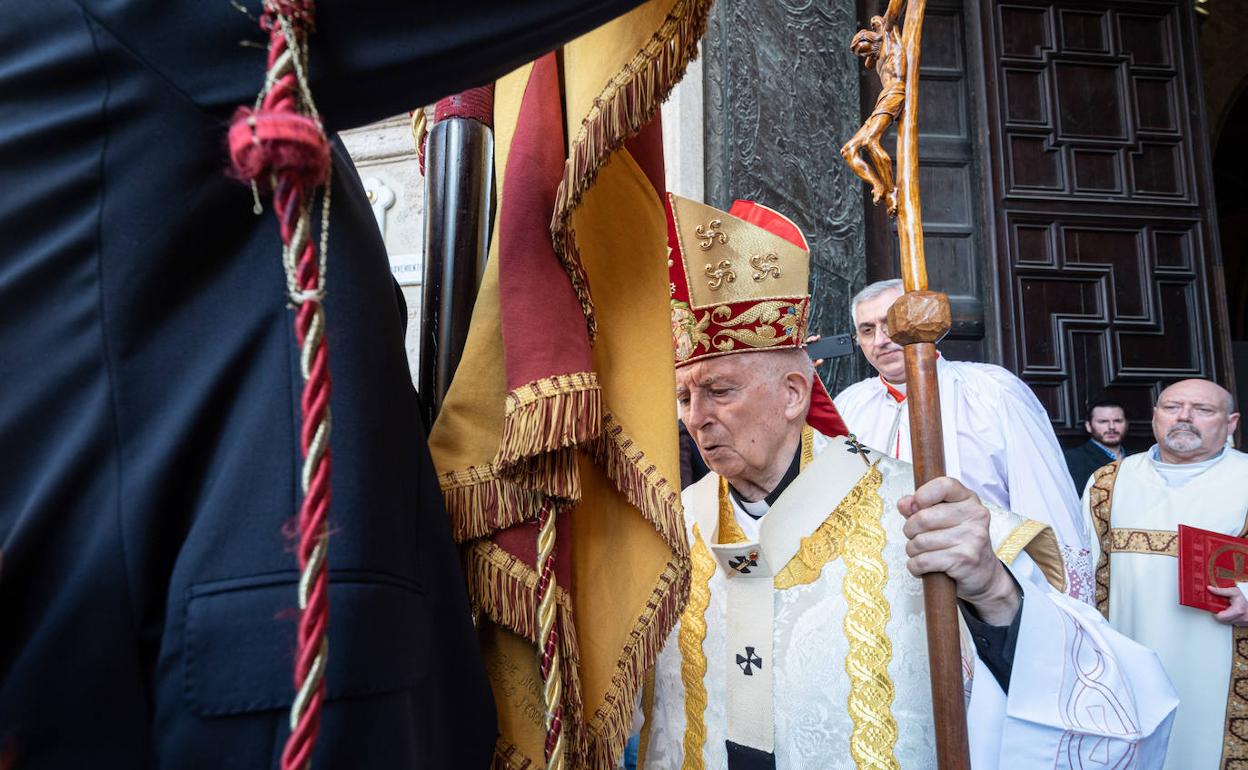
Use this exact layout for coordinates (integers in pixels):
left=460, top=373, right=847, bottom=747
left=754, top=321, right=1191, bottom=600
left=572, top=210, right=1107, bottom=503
left=0, top=1, right=641, bottom=766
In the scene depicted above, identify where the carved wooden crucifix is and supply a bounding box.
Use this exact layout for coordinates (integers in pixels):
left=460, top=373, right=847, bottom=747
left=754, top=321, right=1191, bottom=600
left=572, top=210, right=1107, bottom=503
left=844, top=2, right=971, bottom=768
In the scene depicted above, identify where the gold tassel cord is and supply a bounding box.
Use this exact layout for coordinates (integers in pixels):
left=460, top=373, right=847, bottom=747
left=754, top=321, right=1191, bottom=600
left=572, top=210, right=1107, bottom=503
left=537, top=501, right=566, bottom=770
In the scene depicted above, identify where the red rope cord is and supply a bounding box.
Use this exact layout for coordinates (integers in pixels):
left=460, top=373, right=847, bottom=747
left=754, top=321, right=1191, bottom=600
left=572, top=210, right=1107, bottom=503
left=227, top=4, right=331, bottom=769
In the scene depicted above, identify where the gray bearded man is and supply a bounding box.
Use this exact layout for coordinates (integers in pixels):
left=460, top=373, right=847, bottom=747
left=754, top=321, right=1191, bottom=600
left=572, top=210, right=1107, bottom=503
left=1085, top=378, right=1247, bottom=770
left=642, top=194, right=1177, bottom=769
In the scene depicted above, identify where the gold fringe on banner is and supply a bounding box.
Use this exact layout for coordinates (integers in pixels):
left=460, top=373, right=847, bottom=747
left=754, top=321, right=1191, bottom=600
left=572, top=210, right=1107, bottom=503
left=503, top=449, right=583, bottom=501
left=550, top=0, right=715, bottom=340
left=466, top=539, right=588, bottom=768
left=589, top=412, right=687, bottom=555
left=495, top=372, right=604, bottom=467
left=440, top=453, right=591, bottom=542
left=583, top=558, right=689, bottom=769
left=439, top=464, right=549, bottom=542
left=464, top=539, right=582, bottom=667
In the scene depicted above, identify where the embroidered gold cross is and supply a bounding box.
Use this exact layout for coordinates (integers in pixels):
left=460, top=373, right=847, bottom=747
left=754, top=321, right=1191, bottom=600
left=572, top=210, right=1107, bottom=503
left=1211, top=547, right=1248, bottom=583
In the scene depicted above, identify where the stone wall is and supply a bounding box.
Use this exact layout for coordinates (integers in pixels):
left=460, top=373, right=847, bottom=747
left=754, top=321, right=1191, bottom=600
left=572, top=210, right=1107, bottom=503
left=339, top=115, right=425, bottom=384
left=701, top=0, right=869, bottom=392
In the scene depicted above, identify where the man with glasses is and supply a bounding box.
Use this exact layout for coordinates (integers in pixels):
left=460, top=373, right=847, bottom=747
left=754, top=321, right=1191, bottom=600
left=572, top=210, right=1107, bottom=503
left=833, top=279, right=1092, bottom=602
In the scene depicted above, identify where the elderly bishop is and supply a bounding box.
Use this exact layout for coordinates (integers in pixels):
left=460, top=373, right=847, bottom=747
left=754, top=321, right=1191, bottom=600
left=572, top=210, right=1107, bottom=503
left=642, top=195, right=1176, bottom=769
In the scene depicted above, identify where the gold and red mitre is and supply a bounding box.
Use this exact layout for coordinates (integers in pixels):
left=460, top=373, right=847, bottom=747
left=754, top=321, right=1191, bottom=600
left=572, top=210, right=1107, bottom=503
left=666, top=193, right=812, bottom=367
left=665, top=193, right=851, bottom=438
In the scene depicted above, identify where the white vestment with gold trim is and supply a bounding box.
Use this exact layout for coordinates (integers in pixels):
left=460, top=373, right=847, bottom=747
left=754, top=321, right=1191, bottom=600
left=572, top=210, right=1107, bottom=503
left=834, top=359, right=1094, bottom=603
left=643, top=430, right=1176, bottom=769
left=1084, top=448, right=1248, bottom=770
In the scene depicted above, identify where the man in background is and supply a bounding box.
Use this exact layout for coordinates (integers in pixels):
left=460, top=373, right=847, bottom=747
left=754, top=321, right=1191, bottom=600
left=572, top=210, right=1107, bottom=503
left=834, top=278, right=1093, bottom=602
left=1084, top=378, right=1245, bottom=770
left=1065, top=398, right=1130, bottom=491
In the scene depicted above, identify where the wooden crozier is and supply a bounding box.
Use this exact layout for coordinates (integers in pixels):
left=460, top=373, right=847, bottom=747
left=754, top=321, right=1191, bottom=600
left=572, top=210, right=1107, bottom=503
left=844, top=1, right=971, bottom=768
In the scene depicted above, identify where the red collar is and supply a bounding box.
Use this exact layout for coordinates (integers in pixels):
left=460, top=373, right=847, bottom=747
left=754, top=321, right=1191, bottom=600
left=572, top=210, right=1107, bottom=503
left=880, top=375, right=906, bottom=403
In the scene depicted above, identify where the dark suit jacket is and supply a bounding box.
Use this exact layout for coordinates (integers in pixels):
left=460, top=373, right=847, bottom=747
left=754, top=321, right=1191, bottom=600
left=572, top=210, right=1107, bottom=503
left=1065, top=440, right=1122, bottom=494
left=0, top=2, right=642, bottom=767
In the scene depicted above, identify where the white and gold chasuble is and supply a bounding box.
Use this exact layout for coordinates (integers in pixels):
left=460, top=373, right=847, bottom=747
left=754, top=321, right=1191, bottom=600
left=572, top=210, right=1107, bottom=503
left=1085, top=448, right=1248, bottom=770
left=643, top=429, right=1177, bottom=769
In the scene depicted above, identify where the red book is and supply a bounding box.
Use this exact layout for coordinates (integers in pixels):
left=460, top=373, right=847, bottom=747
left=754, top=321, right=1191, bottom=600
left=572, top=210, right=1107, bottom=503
left=1178, top=525, right=1248, bottom=613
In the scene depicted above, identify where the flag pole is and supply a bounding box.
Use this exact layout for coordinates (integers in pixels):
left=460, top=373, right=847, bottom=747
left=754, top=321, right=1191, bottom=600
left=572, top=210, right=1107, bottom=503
left=844, top=1, right=970, bottom=766
left=418, top=88, right=495, bottom=428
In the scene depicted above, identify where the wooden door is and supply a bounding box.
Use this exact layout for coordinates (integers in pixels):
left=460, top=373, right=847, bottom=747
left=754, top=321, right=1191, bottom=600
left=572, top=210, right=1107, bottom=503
left=978, top=0, right=1231, bottom=445
left=861, top=0, right=996, bottom=363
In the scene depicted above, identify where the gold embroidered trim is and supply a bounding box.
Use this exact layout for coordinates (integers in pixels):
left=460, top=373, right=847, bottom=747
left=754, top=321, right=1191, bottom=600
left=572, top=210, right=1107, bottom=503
left=1221, top=511, right=1248, bottom=767
left=840, top=465, right=900, bottom=770
left=995, top=518, right=1047, bottom=565
left=800, top=425, right=814, bottom=470
left=1107, top=528, right=1179, bottom=557
left=749, top=253, right=781, bottom=281
left=1088, top=460, right=1121, bottom=618
left=715, top=477, right=749, bottom=545
left=771, top=471, right=861, bottom=590
left=709, top=299, right=807, bottom=351
left=1223, top=626, right=1248, bottom=767
left=678, top=524, right=715, bottom=770
left=704, top=259, right=736, bottom=291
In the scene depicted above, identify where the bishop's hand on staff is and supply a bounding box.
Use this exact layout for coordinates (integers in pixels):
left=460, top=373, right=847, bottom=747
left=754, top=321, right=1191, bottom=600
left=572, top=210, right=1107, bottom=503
left=643, top=194, right=1177, bottom=769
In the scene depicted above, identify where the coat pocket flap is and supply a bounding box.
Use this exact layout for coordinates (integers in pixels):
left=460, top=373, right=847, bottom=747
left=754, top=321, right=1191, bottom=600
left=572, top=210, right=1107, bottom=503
left=184, top=572, right=427, bottom=717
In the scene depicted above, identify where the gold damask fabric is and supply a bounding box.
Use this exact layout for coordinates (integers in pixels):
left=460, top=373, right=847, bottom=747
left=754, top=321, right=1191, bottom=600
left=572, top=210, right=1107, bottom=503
left=1088, top=460, right=1122, bottom=617
left=700, top=458, right=898, bottom=768
left=837, top=465, right=900, bottom=770
left=1223, top=626, right=1248, bottom=769
left=1222, top=520, right=1248, bottom=769
left=1108, top=528, right=1179, bottom=557
left=771, top=471, right=873, bottom=591
left=678, top=524, right=715, bottom=770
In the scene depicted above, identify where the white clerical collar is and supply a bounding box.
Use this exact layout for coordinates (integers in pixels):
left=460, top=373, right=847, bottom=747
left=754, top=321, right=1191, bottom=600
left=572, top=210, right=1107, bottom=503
left=734, top=496, right=769, bottom=518
left=728, top=495, right=766, bottom=542
left=1148, top=444, right=1226, bottom=487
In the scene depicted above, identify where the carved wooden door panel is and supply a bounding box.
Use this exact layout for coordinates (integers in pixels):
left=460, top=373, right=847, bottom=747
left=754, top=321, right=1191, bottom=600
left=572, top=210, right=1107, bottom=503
left=860, top=0, right=995, bottom=363
left=979, top=0, right=1230, bottom=444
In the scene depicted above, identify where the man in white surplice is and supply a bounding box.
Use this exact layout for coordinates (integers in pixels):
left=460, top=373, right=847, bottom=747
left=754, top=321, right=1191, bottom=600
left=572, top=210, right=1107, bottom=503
left=647, top=193, right=1176, bottom=769
left=833, top=279, right=1093, bottom=603
left=1085, top=378, right=1247, bottom=770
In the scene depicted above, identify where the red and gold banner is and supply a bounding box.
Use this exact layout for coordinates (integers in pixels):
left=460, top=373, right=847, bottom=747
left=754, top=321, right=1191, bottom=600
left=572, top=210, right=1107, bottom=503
left=427, top=2, right=712, bottom=766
